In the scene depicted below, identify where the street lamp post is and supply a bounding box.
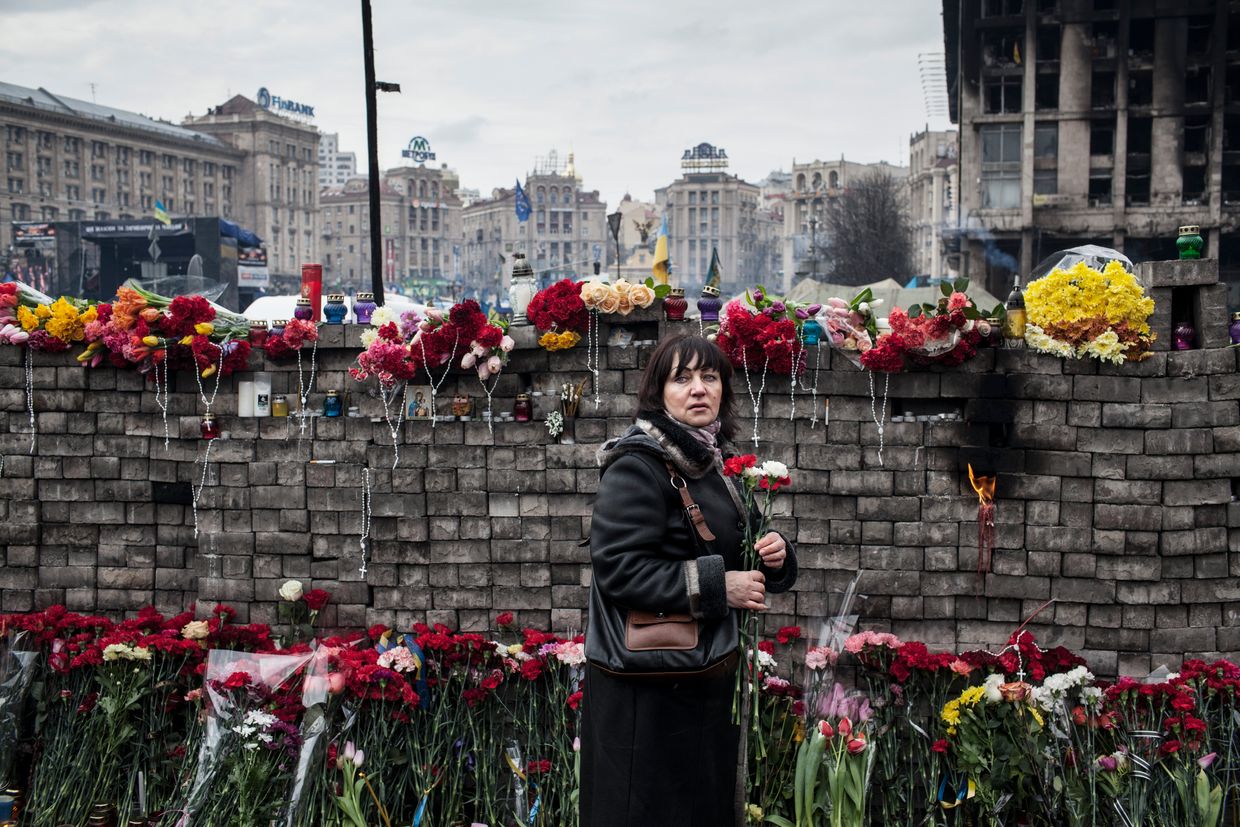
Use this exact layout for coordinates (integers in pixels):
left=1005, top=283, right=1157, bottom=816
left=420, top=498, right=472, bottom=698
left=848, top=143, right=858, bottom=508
left=808, top=213, right=819, bottom=279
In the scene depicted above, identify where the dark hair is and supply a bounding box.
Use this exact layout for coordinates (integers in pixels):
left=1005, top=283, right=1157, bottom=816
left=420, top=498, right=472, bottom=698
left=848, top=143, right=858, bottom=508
left=636, top=333, right=737, bottom=442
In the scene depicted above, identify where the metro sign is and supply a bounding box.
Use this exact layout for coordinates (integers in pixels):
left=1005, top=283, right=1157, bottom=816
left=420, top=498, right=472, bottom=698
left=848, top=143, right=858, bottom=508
left=402, top=136, right=437, bottom=164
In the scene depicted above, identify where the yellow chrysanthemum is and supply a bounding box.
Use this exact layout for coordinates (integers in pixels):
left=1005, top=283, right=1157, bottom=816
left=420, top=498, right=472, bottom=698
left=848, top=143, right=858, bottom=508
left=17, top=305, right=41, bottom=332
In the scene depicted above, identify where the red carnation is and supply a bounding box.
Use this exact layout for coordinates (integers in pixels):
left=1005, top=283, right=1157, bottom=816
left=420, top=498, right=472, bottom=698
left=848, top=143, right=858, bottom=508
left=496, top=611, right=514, bottom=628
left=775, top=626, right=802, bottom=645
left=222, top=671, right=252, bottom=690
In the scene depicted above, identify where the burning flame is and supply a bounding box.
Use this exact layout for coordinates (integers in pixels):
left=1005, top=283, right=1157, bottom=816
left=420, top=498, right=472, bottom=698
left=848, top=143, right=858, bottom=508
left=968, top=464, right=995, bottom=504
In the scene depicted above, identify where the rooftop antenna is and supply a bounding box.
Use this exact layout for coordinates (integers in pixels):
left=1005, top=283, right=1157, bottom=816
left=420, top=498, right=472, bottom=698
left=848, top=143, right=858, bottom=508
left=88, top=83, right=97, bottom=103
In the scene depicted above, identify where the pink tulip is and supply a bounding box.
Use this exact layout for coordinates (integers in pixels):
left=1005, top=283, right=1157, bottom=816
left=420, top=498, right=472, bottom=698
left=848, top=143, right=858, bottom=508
left=1199, top=752, right=1218, bottom=770
left=500, top=335, right=515, bottom=353
left=426, top=307, right=445, bottom=322
left=819, top=720, right=834, bottom=738
left=838, top=717, right=852, bottom=737
left=477, top=364, right=491, bottom=382
left=461, top=353, right=477, bottom=369
left=486, top=355, right=502, bottom=374
left=352, top=748, right=365, bottom=768
left=1097, top=755, right=1117, bottom=772
left=847, top=737, right=866, bottom=754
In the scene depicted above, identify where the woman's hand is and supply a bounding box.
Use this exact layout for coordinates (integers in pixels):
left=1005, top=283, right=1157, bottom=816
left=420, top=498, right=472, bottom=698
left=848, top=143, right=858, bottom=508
left=755, top=532, right=786, bottom=570
left=725, top=570, right=767, bottom=611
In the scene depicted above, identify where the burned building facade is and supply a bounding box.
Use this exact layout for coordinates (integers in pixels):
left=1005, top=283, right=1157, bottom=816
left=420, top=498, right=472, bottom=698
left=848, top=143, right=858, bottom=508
left=945, top=0, right=1240, bottom=300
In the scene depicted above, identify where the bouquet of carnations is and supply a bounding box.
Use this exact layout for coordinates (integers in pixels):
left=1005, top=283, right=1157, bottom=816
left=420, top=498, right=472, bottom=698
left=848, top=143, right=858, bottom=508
left=261, top=318, right=319, bottom=362
left=171, top=649, right=309, bottom=827
left=715, top=288, right=820, bottom=375
left=1024, top=260, right=1156, bottom=363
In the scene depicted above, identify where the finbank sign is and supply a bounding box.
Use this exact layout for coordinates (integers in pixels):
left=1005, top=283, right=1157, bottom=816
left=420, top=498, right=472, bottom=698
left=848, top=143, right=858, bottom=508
left=256, top=87, right=315, bottom=119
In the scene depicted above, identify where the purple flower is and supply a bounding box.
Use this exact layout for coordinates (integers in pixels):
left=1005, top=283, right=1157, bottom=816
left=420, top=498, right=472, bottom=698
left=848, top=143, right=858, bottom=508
left=795, top=308, right=809, bottom=320
left=770, top=300, right=786, bottom=313
left=753, top=289, right=764, bottom=303
left=807, top=303, right=822, bottom=316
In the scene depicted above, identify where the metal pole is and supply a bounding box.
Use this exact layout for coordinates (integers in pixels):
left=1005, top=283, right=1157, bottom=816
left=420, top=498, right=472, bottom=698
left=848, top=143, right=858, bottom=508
left=361, top=0, right=385, bottom=305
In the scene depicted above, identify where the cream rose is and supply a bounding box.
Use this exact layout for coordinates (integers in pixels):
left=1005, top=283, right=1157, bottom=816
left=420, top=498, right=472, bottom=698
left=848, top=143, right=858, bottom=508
left=182, top=620, right=210, bottom=640
left=597, top=292, right=621, bottom=314
left=279, top=579, right=304, bottom=602
left=612, top=279, right=633, bottom=298
left=580, top=280, right=611, bottom=309
left=616, top=293, right=634, bottom=315
left=629, top=283, right=656, bottom=308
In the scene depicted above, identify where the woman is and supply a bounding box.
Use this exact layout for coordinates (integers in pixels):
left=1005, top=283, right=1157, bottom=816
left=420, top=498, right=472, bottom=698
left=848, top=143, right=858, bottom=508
left=580, top=333, right=798, bottom=826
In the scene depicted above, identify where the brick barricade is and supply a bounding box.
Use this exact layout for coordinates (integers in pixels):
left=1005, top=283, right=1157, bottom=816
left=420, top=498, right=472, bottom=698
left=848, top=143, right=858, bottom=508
left=2, top=299, right=1239, bottom=674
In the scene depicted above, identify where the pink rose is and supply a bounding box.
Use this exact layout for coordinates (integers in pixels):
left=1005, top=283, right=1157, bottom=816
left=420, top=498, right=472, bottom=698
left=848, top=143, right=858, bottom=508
left=947, top=292, right=970, bottom=312
left=327, top=672, right=346, bottom=695
left=486, top=355, right=502, bottom=374
left=857, top=333, right=873, bottom=353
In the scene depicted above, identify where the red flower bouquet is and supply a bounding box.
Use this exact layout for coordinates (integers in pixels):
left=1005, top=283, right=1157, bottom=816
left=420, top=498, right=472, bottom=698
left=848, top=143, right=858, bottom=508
left=527, top=279, right=588, bottom=334
left=714, top=295, right=806, bottom=376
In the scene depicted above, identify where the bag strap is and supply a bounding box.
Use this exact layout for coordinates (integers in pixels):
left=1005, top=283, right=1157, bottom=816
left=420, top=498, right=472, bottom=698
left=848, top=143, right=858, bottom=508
left=664, top=461, right=716, bottom=543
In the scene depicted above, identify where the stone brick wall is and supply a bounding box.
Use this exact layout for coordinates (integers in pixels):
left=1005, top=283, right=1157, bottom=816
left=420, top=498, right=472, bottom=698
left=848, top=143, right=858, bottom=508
left=1, top=266, right=1239, bottom=674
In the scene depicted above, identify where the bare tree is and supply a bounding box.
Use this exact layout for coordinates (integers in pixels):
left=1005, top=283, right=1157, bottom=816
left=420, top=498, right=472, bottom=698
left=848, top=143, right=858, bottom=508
left=818, top=170, right=914, bottom=286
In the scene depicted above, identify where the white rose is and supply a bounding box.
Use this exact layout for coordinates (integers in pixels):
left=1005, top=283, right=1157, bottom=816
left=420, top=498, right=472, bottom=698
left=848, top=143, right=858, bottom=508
left=279, top=579, right=304, bottom=602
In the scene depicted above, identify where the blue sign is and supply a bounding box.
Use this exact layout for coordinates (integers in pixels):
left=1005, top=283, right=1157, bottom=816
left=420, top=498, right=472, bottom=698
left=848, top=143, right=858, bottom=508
left=402, top=136, right=437, bottom=163
left=255, top=87, right=315, bottom=118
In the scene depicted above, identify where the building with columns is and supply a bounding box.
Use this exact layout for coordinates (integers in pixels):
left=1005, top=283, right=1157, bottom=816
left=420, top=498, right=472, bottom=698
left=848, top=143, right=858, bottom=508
left=461, top=151, right=608, bottom=299
left=0, top=81, right=243, bottom=253
left=909, top=128, right=958, bottom=281
left=183, top=95, right=320, bottom=282
left=780, top=157, right=908, bottom=293
left=319, top=163, right=466, bottom=299
left=653, top=143, right=766, bottom=295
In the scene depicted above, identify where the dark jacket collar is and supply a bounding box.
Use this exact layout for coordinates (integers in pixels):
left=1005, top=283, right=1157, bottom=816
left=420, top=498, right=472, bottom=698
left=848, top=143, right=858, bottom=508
left=597, top=412, right=724, bottom=479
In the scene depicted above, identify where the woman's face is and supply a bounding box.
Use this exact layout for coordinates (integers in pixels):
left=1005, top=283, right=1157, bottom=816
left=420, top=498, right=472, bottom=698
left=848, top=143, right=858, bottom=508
left=662, top=354, right=722, bottom=428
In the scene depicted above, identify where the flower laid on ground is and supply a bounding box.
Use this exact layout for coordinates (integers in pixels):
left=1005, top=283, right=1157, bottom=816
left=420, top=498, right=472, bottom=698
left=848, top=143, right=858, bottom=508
left=1024, top=260, right=1156, bottom=362
left=527, top=279, right=588, bottom=334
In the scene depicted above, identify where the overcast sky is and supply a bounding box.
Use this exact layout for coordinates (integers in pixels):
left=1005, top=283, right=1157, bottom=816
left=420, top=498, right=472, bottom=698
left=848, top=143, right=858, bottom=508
left=0, top=0, right=952, bottom=206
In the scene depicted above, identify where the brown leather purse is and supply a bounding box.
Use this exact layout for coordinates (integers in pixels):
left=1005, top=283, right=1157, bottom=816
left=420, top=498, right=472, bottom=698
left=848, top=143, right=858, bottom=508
left=623, top=462, right=717, bottom=653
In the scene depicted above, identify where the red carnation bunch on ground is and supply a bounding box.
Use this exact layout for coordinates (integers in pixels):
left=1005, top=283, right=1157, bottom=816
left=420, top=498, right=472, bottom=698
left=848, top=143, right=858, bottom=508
left=527, top=279, right=588, bottom=334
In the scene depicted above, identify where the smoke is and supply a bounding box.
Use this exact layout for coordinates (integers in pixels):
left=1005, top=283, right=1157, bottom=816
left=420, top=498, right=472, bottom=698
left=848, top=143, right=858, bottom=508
left=959, top=210, right=1018, bottom=272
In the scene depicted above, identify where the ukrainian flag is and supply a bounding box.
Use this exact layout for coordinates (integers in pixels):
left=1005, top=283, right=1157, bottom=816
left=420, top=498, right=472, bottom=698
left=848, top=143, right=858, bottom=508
left=153, top=200, right=171, bottom=226
left=651, top=214, right=670, bottom=285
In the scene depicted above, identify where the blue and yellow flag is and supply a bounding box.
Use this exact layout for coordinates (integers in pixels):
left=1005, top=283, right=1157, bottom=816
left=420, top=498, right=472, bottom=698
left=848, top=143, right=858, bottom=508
left=153, top=200, right=171, bottom=226
left=514, top=180, right=531, bottom=223
left=651, top=214, right=670, bottom=285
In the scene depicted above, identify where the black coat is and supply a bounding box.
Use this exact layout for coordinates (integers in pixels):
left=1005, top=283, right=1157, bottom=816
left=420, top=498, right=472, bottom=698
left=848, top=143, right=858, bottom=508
left=584, top=414, right=798, bottom=669
left=579, top=414, right=798, bottom=827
